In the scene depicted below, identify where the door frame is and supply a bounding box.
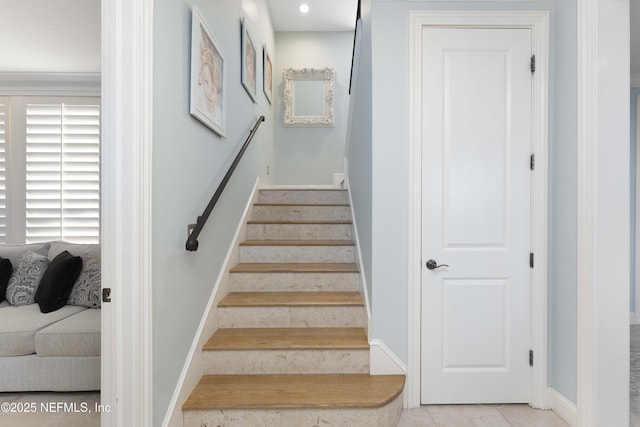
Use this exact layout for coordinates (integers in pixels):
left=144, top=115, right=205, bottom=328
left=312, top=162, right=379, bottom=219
left=635, top=93, right=640, bottom=326
left=101, top=0, right=154, bottom=425
left=407, top=11, right=550, bottom=409
left=577, top=0, right=630, bottom=425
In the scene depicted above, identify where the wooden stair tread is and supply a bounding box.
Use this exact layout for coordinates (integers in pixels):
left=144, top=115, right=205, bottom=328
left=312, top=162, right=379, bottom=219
left=204, top=327, right=369, bottom=350
left=229, top=263, right=359, bottom=273
left=219, top=292, right=363, bottom=307
left=254, top=203, right=350, bottom=207
left=240, top=240, right=355, bottom=246
left=247, top=220, right=352, bottom=224
left=182, top=374, right=405, bottom=410
left=259, top=189, right=347, bottom=192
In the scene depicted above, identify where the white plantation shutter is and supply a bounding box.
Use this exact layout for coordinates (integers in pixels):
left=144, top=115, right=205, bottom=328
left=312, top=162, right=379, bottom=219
left=25, top=101, right=100, bottom=243
left=0, top=99, right=7, bottom=243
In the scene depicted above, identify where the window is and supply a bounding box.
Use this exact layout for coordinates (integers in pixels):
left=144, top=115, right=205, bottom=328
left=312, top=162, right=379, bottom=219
left=1, top=96, right=100, bottom=244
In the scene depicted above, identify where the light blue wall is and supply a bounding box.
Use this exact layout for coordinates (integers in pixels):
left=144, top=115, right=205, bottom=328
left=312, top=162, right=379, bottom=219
left=346, top=0, right=374, bottom=303
left=548, top=0, right=578, bottom=403
left=346, top=0, right=578, bottom=404
left=274, top=32, right=353, bottom=185
left=152, top=1, right=275, bottom=424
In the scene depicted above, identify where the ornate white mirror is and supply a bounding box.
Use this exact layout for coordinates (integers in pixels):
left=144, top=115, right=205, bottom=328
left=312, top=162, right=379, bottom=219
left=283, top=67, right=335, bottom=127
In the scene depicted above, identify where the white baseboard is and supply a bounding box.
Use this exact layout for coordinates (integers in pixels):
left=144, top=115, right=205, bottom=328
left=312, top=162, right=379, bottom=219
left=369, top=339, right=409, bottom=408
left=344, top=159, right=371, bottom=337
left=162, top=176, right=270, bottom=427
left=547, top=387, right=577, bottom=427
left=369, top=339, right=407, bottom=375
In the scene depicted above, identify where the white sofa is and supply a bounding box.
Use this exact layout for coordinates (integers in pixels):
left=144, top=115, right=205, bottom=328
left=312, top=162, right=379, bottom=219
left=0, top=242, right=101, bottom=392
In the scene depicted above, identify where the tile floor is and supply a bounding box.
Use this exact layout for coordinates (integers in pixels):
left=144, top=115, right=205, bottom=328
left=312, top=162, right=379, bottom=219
left=2, top=351, right=638, bottom=427
left=399, top=404, right=569, bottom=427
left=0, top=392, right=571, bottom=427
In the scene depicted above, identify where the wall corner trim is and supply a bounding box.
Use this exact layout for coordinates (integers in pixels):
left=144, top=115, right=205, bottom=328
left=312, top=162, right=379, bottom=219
left=547, top=387, right=577, bottom=427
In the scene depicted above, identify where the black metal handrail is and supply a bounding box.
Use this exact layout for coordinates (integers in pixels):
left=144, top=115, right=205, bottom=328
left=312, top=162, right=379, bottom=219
left=186, top=116, right=265, bottom=251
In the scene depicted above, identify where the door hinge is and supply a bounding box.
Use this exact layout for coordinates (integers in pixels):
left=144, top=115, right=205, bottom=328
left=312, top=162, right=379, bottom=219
left=529, top=253, right=534, bottom=268
left=102, top=288, right=112, bottom=303
left=529, top=350, right=534, bottom=366
left=530, top=55, right=536, bottom=72
left=530, top=154, right=535, bottom=170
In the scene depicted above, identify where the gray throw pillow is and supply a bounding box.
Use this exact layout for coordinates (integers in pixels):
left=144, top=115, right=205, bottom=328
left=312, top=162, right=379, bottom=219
left=5, top=251, right=49, bottom=306
left=67, top=254, right=101, bottom=308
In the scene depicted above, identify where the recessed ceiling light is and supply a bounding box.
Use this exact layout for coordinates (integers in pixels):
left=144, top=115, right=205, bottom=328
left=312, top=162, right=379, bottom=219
left=299, top=4, right=310, bottom=14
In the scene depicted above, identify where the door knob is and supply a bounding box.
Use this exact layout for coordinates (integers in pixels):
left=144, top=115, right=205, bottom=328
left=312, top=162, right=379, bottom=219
left=426, top=259, right=449, bottom=270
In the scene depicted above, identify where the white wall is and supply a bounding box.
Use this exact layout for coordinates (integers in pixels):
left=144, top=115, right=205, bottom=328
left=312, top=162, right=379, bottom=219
left=274, top=32, right=353, bottom=185
left=152, top=0, right=275, bottom=423
left=345, top=0, right=579, bottom=404
left=0, top=0, right=100, bottom=72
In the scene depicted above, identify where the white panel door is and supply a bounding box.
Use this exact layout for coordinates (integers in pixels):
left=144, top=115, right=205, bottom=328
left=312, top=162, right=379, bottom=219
left=421, top=27, right=532, bottom=404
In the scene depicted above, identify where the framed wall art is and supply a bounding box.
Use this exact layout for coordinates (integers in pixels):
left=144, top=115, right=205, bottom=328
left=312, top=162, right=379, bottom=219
left=241, top=18, right=257, bottom=103
left=190, top=5, right=226, bottom=136
left=263, top=45, right=273, bottom=104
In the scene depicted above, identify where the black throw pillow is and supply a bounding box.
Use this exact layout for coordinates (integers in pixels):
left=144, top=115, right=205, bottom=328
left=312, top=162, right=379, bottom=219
left=35, top=251, right=83, bottom=313
left=0, top=257, right=12, bottom=302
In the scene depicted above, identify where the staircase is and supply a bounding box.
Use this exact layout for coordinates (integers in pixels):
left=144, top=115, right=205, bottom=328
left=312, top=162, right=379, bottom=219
left=182, top=189, right=405, bottom=427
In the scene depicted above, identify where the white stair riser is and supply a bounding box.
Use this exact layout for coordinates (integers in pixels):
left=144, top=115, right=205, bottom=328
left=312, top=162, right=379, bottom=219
left=258, top=190, right=348, bottom=205
left=184, top=394, right=403, bottom=427
left=239, top=245, right=355, bottom=263
left=203, top=349, right=369, bottom=375
left=230, top=272, right=359, bottom=292
left=219, top=306, right=366, bottom=328
left=247, top=223, right=353, bottom=241
left=253, top=205, right=351, bottom=221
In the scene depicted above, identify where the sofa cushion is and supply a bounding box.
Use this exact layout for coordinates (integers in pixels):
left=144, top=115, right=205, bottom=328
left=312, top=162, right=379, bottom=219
left=0, top=257, right=12, bottom=302
left=35, top=251, right=83, bottom=313
left=0, top=304, right=86, bottom=356
left=48, top=241, right=100, bottom=260
left=35, top=308, right=100, bottom=357
left=67, top=254, right=101, bottom=308
left=5, top=251, right=49, bottom=306
left=0, top=242, right=50, bottom=267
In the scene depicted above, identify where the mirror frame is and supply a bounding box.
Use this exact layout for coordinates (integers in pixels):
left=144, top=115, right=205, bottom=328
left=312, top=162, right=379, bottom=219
left=283, top=67, right=335, bottom=127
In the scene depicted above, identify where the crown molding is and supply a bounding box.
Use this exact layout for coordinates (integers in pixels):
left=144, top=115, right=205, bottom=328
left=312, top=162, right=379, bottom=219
left=0, top=72, right=101, bottom=96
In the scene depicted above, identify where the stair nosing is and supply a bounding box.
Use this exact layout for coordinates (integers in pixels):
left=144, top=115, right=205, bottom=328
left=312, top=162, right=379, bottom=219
left=229, top=263, right=359, bottom=273
left=254, top=203, right=350, bottom=207
left=204, top=327, right=369, bottom=351
left=258, top=189, right=347, bottom=192
left=239, top=240, right=355, bottom=246
left=247, top=220, right=352, bottom=224
left=218, top=291, right=364, bottom=307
